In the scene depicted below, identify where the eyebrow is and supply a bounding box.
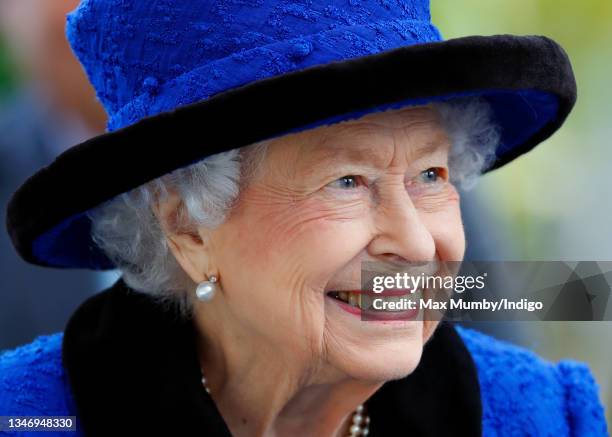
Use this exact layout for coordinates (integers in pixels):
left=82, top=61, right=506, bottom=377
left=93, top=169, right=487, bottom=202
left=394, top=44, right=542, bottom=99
left=305, top=133, right=451, bottom=172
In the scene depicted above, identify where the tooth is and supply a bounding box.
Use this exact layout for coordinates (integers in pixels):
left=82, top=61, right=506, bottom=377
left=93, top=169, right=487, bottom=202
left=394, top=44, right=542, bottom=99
left=339, top=292, right=348, bottom=302
left=361, top=294, right=373, bottom=310
left=358, top=293, right=362, bottom=309
left=348, top=293, right=359, bottom=307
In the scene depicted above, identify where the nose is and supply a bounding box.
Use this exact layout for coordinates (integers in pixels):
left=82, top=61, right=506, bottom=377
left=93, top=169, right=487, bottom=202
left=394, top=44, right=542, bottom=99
left=366, top=182, right=436, bottom=264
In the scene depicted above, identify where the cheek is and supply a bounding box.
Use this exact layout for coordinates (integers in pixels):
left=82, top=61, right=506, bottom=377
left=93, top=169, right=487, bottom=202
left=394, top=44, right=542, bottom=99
left=419, top=197, right=462, bottom=341
left=420, top=195, right=465, bottom=261
left=212, top=196, right=372, bottom=345
left=231, top=195, right=371, bottom=285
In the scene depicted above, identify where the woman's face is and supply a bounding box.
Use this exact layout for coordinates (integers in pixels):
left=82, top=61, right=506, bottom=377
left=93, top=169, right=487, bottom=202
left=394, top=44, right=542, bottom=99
left=195, top=105, right=465, bottom=383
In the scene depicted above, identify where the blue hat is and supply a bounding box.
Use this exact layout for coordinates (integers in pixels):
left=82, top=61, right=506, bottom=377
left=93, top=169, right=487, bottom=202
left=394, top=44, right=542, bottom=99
left=7, top=0, right=576, bottom=269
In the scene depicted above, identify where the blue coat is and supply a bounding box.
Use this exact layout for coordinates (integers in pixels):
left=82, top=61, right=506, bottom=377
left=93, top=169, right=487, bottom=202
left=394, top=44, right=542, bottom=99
left=0, top=282, right=608, bottom=436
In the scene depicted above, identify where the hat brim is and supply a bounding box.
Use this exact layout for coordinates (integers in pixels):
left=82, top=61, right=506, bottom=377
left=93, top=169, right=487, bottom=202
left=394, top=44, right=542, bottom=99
left=7, top=34, right=576, bottom=269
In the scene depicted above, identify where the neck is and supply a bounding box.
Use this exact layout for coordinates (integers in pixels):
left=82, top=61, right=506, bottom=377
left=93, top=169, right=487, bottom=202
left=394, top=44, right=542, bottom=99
left=193, top=311, right=381, bottom=437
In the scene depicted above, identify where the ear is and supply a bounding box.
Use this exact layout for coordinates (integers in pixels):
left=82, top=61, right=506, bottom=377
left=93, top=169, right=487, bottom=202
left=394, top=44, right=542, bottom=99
left=152, top=188, right=215, bottom=284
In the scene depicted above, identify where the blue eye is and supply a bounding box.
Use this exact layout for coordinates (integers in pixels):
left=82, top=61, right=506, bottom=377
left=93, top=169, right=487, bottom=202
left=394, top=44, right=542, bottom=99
left=328, top=175, right=359, bottom=189
left=420, top=168, right=440, bottom=184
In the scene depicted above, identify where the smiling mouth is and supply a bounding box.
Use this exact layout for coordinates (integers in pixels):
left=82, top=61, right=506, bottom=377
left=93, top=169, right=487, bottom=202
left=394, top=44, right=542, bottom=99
left=326, top=290, right=417, bottom=311
left=327, top=291, right=364, bottom=309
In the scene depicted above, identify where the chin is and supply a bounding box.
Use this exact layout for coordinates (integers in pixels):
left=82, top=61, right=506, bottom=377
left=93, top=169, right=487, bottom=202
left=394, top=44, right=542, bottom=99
left=334, top=334, right=427, bottom=382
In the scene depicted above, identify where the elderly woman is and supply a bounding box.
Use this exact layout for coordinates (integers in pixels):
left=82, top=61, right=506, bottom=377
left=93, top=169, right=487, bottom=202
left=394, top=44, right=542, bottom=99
left=0, top=0, right=608, bottom=436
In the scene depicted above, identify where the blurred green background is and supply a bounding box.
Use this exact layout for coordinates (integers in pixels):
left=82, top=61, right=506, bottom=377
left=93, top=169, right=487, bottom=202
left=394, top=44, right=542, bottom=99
left=432, top=0, right=612, bottom=424
left=0, top=0, right=611, bottom=425
left=0, top=38, right=17, bottom=96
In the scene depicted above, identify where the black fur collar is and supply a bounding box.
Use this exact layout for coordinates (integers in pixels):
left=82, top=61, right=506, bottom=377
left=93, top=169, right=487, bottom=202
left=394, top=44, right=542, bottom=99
left=62, top=280, right=482, bottom=436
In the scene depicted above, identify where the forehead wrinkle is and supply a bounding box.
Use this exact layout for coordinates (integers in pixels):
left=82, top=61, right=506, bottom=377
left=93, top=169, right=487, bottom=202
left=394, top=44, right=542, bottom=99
left=303, top=124, right=395, bottom=172
left=292, top=113, right=451, bottom=176
left=408, top=130, right=452, bottom=162
left=325, top=112, right=451, bottom=162
left=304, top=142, right=391, bottom=176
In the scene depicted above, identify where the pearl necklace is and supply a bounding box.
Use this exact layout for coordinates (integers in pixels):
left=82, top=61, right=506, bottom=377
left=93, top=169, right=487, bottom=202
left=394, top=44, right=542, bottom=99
left=201, top=373, right=370, bottom=436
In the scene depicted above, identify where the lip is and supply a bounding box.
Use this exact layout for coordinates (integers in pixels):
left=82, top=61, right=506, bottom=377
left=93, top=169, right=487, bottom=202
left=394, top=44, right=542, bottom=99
left=325, top=293, right=420, bottom=321
left=327, top=289, right=417, bottom=296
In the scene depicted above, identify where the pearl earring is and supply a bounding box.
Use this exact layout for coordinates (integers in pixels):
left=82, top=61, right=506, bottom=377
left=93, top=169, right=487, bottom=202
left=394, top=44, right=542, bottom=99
left=195, top=275, right=218, bottom=302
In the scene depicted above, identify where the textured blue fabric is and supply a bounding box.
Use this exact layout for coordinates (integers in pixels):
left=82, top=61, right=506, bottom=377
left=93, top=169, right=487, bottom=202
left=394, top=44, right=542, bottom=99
left=64, top=0, right=563, bottom=158
left=66, top=0, right=442, bottom=132
left=0, top=327, right=607, bottom=436
left=455, top=326, right=609, bottom=437
left=0, top=334, right=83, bottom=436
